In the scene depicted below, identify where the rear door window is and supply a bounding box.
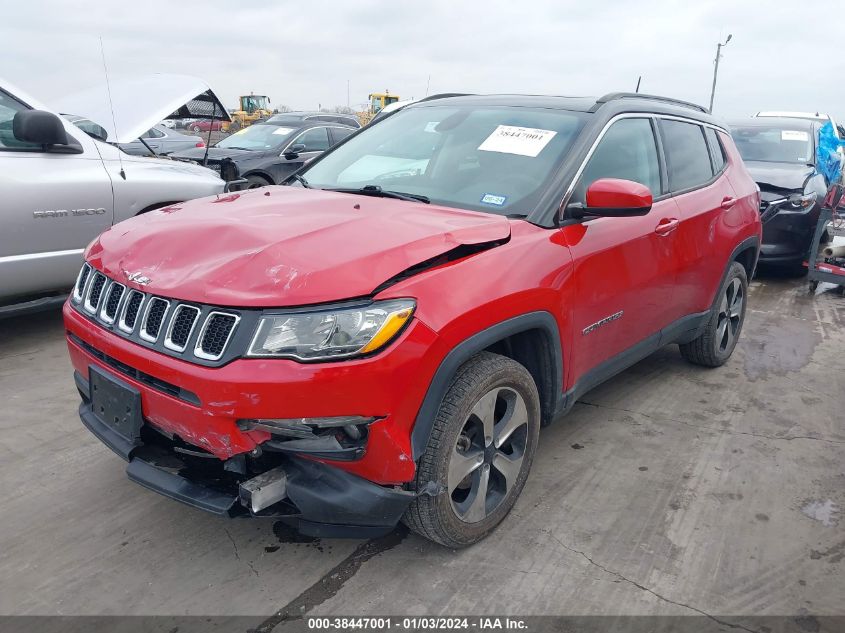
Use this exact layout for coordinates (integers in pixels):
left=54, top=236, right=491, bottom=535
left=660, top=120, right=714, bottom=192
left=329, top=127, right=355, bottom=145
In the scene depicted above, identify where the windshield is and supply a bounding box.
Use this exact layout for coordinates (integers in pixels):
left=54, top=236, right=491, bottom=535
left=300, top=105, right=587, bottom=215
left=732, top=125, right=814, bottom=164
left=216, top=124, right=295, bottom=150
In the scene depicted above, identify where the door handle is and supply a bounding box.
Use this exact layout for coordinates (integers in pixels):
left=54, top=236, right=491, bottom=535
left=721, top=196, right=737, bottom=209
left=654, top=217, right=679, bottom=235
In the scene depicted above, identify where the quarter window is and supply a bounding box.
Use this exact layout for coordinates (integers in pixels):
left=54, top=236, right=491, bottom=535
left=0, top=90, right=42, bottom=151
left=330, top=127, right=355, bottom=144
left=660, top=120, right=714, bottom=192
left=572, top=118, right=661, bottom=204
left=704, top=127, right=726, bottom=172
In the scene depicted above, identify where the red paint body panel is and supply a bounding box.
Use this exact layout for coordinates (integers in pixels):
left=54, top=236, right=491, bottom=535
left=86, top=187, right=511, bottom=307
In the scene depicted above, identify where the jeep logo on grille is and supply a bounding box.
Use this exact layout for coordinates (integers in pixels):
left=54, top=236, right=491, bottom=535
left=124, top=271, right=152, bottom=286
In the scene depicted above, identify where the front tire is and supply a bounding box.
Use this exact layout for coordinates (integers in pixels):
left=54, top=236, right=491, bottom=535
left=403, top=352, right=541, bottom=547
left=680, top=261, right=748, bottom=367
left=246, top=175, right=271, bottom=189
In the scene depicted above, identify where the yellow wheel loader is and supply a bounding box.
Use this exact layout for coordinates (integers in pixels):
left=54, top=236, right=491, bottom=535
left=223, top=94, right=273, bottom=133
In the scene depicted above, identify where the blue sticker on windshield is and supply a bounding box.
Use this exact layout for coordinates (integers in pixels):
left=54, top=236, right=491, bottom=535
left=480, top=193, right=507, bottom=206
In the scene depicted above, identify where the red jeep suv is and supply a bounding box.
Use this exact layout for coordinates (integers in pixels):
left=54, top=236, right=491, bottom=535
left=64, top=93, right=761, bottom=547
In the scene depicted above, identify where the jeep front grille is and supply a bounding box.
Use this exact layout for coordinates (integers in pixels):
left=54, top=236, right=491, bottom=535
left=71, top=265, right=244, bottom=366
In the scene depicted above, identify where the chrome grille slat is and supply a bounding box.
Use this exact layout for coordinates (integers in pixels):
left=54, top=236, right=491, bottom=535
left=164, top=305, right=201, bottom=352
left=99, top=282, right=125, bottom=324
left=118, top=290, right=145, bottom=333
left=140, top=297, right=170, bottom=343
left=195, top=312, right=240, bottom=361
left=72, top=263, right=91, bottom=303
left=83, top=273, right=107, bottom=314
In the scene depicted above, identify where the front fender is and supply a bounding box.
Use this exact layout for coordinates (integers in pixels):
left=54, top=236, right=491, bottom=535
left=409, top=311, right=563, bottom=459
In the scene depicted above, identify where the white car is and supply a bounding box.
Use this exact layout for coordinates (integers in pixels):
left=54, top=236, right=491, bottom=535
left=0, top=74, right=229, bottom=316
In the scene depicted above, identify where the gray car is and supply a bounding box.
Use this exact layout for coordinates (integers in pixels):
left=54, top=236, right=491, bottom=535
left=0, top=74, right=228, bottom=316
left=119, top=124, right=205, bottom=156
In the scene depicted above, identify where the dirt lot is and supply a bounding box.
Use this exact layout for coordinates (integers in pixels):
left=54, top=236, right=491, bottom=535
left=0, top=272, right=843, bottom=629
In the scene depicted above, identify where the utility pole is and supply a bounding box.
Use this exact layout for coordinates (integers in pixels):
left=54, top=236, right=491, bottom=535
left=708, top=34, right=732, bottom=114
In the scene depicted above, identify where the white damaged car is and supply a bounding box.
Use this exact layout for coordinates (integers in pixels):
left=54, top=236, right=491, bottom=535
left=0, top=74, right=230, bottom=316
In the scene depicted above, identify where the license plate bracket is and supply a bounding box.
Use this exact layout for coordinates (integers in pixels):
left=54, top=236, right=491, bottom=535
left=89, top=366, right=142, bottom=442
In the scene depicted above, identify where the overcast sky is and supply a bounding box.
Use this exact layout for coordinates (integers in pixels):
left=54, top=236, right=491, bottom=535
left=2, top=0, right=843, bottom=120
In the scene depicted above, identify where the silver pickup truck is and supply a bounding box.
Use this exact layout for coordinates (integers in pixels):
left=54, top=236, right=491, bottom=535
left=0, top=75, right=228, bottom=316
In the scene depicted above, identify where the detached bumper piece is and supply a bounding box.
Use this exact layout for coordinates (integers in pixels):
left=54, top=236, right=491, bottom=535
left=75, top=372, right=414, bottom=537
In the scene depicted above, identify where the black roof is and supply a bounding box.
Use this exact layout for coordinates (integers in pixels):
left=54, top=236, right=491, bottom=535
left=407, top=92, right=720, bottom=126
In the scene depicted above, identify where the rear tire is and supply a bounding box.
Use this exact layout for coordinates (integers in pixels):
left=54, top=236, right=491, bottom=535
left=192, top=125, right=202, bottom=133
left=680, top=261, right=748, bottom=367
left=403, top=352, right=541, bottom=548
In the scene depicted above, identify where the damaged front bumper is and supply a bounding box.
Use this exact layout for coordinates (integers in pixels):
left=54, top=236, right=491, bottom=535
left=75, top=371, right=415, bottom=538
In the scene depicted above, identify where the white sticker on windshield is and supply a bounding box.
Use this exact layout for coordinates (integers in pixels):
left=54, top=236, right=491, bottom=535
left=478, top=125, right=557, bottom=157
left=480, top=193, right=507, bottom=206
left=424, top=122, right=439, bottom=133
left=273, top=127, right=295, bottom=135
left=782, top=130, right=809, bottom=141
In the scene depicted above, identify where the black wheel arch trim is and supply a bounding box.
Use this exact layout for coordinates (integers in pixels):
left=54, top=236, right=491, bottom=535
left=243, top=170, right=275, bottom=185
left=410, top=311, right=563, bottom=459
left=729, top=235, right=760, bottom=281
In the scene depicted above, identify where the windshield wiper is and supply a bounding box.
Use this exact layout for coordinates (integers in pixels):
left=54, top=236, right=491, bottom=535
left=291, top=173, right=311, bottom=188
left=326, top=184, right=430, bottom=204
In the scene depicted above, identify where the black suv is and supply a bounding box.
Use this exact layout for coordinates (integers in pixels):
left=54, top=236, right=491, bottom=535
left=730, top=117, right=829, bottom=270
left=171, top=119, right=356, bottom=188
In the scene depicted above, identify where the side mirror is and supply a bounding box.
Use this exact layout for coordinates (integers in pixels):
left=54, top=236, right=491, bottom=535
left=283, top=143, right=307, bottom=159
left=13, top=110, right=75, bottom=148
left=570, top=178, right=653, bottom=219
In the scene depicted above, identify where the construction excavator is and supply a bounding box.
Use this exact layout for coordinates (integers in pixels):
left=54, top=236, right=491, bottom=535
left=357, top=90, right=400, bottom=126
left=223, top=94, right=273, bottom=132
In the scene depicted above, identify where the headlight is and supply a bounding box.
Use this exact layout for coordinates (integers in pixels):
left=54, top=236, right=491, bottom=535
left=787, top=191, right=817, bottom=210
left=247, top=299, right=415, bottom=360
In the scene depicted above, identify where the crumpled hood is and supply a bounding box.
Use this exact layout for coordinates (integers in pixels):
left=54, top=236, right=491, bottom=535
left=744, top=160, right=815, bottom=192
left=86, top=187, right=511, bottom=307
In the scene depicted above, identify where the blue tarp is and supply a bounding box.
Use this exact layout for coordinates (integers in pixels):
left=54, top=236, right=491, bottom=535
left=816, top=121, right=845, bottom=185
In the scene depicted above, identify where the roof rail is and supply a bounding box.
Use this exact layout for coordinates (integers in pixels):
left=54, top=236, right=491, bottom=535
left=593, top=92, right=709, bottom=114
left=416, top=93, right=473, bottom=103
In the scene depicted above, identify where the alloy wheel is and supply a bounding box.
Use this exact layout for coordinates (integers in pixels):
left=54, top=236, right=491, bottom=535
left=716, top=277, right=744, bottom=353
left=448, top=387, right=529, bottom=523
